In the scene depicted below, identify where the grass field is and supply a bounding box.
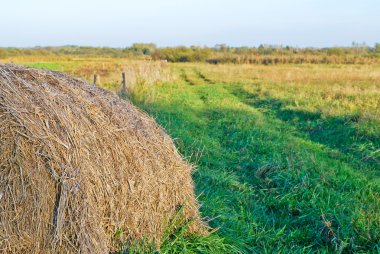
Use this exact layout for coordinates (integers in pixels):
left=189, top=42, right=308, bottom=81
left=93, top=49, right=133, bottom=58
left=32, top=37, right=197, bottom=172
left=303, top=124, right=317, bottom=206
left=2, top=58, right=379, bottom=253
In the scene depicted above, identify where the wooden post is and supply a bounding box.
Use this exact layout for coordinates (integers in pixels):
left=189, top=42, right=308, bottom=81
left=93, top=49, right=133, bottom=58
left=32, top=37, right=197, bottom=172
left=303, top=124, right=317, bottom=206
left=93, top=74, right=98, bottom=85
left=121, top=72, right=126, bottom=94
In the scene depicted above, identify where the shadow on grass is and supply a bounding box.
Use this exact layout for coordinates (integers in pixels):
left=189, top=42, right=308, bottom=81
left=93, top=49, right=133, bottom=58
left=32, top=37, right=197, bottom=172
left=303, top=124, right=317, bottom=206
left=229, top=87, right=380, bottom=170
left=131, top=85, right=380, bottom=253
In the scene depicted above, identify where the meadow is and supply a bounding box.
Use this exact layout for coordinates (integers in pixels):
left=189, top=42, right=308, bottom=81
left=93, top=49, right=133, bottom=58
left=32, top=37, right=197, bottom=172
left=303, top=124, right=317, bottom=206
left=1, top=56, right=379, bottom=253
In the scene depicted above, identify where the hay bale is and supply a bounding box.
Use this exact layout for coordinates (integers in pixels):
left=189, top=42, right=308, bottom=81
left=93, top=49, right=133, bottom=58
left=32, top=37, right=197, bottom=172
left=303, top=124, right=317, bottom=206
left=0, top=64, right=204, bottom=253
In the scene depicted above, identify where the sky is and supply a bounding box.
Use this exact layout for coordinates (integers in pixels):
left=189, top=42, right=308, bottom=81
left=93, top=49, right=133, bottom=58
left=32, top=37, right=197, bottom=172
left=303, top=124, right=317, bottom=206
left=1, top=0, right=379, bottom=48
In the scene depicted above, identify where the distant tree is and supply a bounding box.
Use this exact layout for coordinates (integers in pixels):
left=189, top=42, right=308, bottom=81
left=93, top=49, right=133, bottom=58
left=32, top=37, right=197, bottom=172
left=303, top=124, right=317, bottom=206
left=128, top=43, right=156, bottom=55
left=258, top=44, right=274, bottom=55
left=375, top=43, right=380, bottom=53
left=351, top=41, right=369, bottom=54
left=235, top=47, right=250, bottom=54
left=214, top=44, right=229, bottom=52
left=326, top=47, right=344, bottom=56
left=191, top=47, right=212, bottom=61
left=151, top=47, right=192, bottom=62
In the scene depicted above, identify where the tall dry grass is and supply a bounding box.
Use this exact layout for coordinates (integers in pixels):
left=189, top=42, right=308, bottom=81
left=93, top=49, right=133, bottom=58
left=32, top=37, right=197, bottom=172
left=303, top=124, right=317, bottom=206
left=173, top=63, right=380, bottom=135
left=123, top=61, right=173, bottom=103
left=0, top=56, right=175, bottom=103
left=64, top=60, right=173, bottom=103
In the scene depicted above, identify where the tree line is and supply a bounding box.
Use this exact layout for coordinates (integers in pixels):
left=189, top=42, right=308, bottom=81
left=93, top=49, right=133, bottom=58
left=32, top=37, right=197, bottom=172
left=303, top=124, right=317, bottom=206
left=1, top=43, right=380, bottom=64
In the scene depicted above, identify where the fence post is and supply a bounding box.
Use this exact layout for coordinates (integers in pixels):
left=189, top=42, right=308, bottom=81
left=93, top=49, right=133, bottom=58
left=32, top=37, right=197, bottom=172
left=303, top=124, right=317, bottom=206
left=122, top=72, right=126, bottom=94
left=93, top=74, right=98, bottom=85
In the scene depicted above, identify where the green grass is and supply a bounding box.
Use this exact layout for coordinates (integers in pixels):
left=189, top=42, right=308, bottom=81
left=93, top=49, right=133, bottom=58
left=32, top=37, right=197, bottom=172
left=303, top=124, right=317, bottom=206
left=8, top=59, right=379, bottom=253
left=116, top=206, right=239, bottom=254
left=24, top=62, right=65, bottom=70
left=23, top=61, right=80, bottom=72
left=132, top=64, right=379, bottom=253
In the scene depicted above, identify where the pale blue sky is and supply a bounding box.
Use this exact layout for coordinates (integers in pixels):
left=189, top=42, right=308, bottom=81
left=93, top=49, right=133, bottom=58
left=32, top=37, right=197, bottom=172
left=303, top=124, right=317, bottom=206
left=1, top=0, right=379, bottom=48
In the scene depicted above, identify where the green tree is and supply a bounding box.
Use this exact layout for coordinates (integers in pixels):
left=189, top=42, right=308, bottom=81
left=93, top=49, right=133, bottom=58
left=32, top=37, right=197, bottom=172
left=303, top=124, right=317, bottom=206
left=375, top=43, right=380, bottom=53
left=326, top=47, right=344, bottom=56
left=128, top=43, right=156, bottom=55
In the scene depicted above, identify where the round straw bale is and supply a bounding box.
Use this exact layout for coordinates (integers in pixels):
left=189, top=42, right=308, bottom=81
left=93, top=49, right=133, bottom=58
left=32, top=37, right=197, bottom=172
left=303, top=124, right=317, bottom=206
left=0, top=64, right=204, bottom=253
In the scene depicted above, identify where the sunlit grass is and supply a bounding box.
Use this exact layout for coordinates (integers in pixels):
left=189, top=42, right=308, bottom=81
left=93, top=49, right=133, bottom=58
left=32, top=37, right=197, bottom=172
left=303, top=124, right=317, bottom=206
left=2, top=57, right=379, bottom=253
left=136, top=63, right=380, bottom=253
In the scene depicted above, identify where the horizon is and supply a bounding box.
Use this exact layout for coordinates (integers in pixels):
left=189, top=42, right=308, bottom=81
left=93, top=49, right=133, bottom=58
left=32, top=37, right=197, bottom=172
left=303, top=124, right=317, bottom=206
left=1, top=0, right=379, bottom=48
left=0, top=42, right=377, bottom=50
